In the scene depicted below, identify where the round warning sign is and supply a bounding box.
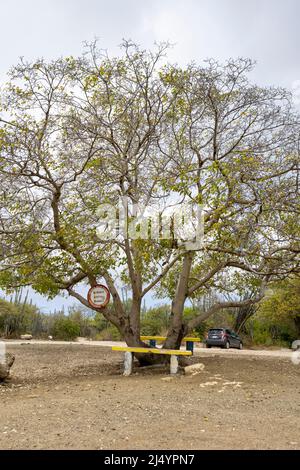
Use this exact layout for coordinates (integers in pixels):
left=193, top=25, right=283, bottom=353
left=87, top=284, right=110, bottom=309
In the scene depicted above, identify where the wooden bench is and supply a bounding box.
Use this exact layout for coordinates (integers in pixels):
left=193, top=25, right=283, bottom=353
left=140, top=336, right=200, bottom=353
left=112, top=346, right=192, bottom=376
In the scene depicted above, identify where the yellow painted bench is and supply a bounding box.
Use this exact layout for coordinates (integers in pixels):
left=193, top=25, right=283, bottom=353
left=140, top=336, right=200, bottom=353
left=112, top=346, right=192, bottom=376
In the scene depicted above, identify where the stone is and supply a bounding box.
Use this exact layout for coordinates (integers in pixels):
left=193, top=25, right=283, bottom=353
left=20, top=334, right=32, bottom=340
left=0, top=353, right=15, bottom=381
left=184, top=362, right=205, bottom=375
left=200, top=381, right=218, bottom=387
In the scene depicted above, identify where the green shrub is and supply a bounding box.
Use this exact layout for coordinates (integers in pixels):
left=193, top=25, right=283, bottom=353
left=0, top=297, right=46, bottom=338
left=183, top=307, right=207, bottom=339
left=96, top=325, right=122, bottom=341
left=140, top=318, right=163, bottom=336
left=50, top=317, right=80, bottom=341
left=140, top=306, right=170, bottom=336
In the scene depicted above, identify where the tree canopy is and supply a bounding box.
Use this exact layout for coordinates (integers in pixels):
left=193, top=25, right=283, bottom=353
left=0, top=41, right=299, bottom=353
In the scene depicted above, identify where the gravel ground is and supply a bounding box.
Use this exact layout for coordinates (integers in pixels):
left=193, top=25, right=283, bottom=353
left=0, top=343, right=300, bottom=450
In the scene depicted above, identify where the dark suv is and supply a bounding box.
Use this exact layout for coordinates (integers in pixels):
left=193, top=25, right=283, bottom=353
left=205, top=328, right=243, bottom=350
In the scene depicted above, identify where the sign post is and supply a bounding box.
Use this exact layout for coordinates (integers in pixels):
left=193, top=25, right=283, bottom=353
left=87, top=284, right=110, bottom=309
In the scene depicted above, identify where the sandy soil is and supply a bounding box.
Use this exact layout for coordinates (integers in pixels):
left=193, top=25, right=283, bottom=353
left=0, top=343, right=300, bottom=450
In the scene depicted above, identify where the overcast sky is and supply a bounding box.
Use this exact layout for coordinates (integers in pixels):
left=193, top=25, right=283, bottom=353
left=1, top=0, right=300, bottom=87
left=1, top=0, right=299, bottom=311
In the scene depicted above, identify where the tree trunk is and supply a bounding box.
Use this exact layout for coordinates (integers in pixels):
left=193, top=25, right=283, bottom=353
left=234, top=303, right=257, bottom=334
left=294, top=317, right=300, bottom=337
left=163, top=323, right=188, bottom=350
left=88, top=253, right=195, bottom=366
left=163, top=252, right=194, bottom=350
left=122, top=323, right=166, bottom=367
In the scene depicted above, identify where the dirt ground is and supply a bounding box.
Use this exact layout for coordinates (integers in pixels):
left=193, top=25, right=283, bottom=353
left=0, top=343, right=300, bottom=450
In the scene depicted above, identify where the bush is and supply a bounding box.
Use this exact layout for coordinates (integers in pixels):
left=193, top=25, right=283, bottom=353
left=140, top=306, right=170, bottom=336
left=183, top=307, right=207, bottom=339
left=50, top=317, right=80, bottom=341
left=244, top=316, right=295, bottom=347
left=68, top=306, right=97, bottom=338
left=96, top=325, right=122, bottom=341
left=0, top=298, right=45, bottom=338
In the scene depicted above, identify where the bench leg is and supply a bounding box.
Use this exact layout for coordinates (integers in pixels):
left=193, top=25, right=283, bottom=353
left=170, top=355, right=179, bottom=375
left=123, top=351, right=133, bottom=376
left=186, top=341, right=194, bottom=354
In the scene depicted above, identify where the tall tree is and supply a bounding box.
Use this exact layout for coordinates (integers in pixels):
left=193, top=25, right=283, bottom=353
left=0, top=42, right=299, bottom=361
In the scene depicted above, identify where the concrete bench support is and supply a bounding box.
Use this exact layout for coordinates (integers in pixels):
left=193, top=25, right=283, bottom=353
left=123, top=352, right=179, bottom=376
left=123, top=351, right=133, bottom=376
left=170, top=355, right=179, bottom=375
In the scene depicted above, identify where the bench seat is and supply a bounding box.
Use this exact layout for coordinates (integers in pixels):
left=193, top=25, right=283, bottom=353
left=112, top=346, right=192, bottom=356
left=140, top=336, right=200, bottom=342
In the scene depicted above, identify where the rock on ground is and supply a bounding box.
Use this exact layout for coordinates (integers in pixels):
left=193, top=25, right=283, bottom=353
left=0, top=353, right=15, bottom=381
left=20, top=335, right=33, bottom=340
left=184, top=362, right=205, bottom=375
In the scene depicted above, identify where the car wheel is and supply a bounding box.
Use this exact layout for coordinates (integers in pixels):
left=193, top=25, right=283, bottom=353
left=239, top=342, right=243, bottom=350
left=206, top=344, right=212, bottom=348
